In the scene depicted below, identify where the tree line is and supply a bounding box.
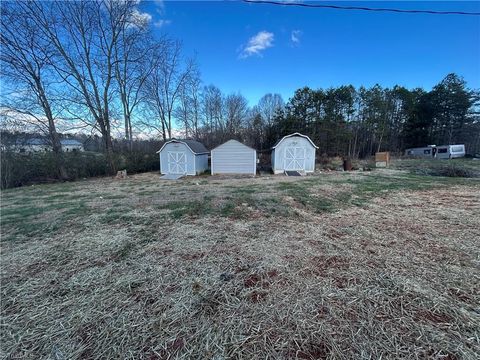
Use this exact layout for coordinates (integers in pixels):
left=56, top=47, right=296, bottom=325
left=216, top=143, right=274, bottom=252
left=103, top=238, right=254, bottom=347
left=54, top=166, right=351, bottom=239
left=1, top=1, right=479, bottom=182
left=267, top=75, right=480, bottom=158
left=147, top=73, right=480, bottom=159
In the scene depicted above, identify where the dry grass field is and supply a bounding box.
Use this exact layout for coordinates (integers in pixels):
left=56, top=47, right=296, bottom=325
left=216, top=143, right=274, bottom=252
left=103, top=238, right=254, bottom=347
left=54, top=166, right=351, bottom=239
left=1, top=162, right=480, bottom=359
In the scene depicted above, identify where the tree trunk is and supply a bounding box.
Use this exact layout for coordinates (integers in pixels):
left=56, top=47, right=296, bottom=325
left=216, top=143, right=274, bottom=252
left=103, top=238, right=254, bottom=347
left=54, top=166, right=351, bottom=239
left=161, top=117, right=167, bottom=141
left=98, top=117, right=116, bottom=174
left=124, top=111, right=133, bottom=151
left=50, top=133, right=68, bottom=180
left=128, top=120, right=133, bottom=151
left=167, top=113, right=172, bottom=139
left=377, top=130, right=384, bottom=153
left=103, top=133, right=116, bottom=174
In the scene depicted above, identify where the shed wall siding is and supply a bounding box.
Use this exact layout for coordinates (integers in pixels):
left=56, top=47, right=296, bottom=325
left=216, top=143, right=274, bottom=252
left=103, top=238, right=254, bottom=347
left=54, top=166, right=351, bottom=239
left=272, top=136, right=316, bottom=174
left=194, top=154, right=209, bottom=174
left=160, top=142, right=196, bottom=175
left=211, top=140, right=256, bottom=174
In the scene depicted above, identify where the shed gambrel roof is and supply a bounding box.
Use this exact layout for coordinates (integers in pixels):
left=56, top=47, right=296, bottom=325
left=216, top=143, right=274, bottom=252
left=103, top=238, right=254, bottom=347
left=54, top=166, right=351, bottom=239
left=157, top=139, right=209, bottom=154
left=272, top=132, right=319, bottom=149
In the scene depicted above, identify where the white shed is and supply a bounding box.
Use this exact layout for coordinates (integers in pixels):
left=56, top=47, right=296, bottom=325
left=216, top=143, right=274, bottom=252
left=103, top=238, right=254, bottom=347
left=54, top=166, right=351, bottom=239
left=157, top=139, right=209, bottom=176
left=211, top=139, right=257, bottom=175
left=271, top=133, right=318, bottom=174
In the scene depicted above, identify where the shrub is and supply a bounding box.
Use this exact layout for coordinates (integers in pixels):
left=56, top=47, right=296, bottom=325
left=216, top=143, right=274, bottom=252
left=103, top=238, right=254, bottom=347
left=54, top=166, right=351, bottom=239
left=1, top=150, right=160, bottom=189
left=432, top=164, right=477, bottom=178
left=413, top=163, right=478, bottom=178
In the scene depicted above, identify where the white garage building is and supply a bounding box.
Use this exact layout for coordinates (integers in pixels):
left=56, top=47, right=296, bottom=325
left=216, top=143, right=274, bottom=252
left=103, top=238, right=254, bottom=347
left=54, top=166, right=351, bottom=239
left=211, top=139, right=257, bottom=175
left=271, top=133, right=318, bottom=174
left=157, top=139, right=209, bottom=176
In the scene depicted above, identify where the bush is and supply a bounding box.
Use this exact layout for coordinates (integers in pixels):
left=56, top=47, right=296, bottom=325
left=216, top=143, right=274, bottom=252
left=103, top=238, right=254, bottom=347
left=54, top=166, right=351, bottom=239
left=412, top=163, right=478, bottom=178
left=1, top=150, right=160, bottom=189
left=115, top=152, right=159, bottom=174
left=430, top=164, right=477, bottom=178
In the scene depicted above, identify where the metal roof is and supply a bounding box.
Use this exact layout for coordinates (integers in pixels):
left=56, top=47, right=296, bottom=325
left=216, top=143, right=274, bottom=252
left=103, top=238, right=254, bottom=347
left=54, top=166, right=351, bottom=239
left=157, top=139, right=209, bottom=154
left=271, top=132, right=319, bottom=149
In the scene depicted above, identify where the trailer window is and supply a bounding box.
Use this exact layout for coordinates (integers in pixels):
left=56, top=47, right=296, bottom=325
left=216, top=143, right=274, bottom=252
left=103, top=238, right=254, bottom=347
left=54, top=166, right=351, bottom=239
left=437, top=148, right=448, bottom=153
left=451, top=146, right=463, bottom=153
left=424, top=149, right=431, bottom=154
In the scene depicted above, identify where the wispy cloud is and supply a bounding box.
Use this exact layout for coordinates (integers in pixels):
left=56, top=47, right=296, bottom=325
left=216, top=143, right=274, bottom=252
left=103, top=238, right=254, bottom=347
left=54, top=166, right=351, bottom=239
left=154, top=19, right=171, bottom=28
left=240, top=31, right=274, bottom=58
left=150, top=0, right=170, bottom=28
left=154, top=0, right=164, bottom=12
left=291, top=30, right=302, bottom=45
left=129, top=9, right=152, bottom=27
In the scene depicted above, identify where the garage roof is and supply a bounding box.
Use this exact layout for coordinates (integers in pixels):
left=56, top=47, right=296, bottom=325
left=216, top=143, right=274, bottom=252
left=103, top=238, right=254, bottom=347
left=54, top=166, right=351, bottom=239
left=211, top=139, right=256, bottom=152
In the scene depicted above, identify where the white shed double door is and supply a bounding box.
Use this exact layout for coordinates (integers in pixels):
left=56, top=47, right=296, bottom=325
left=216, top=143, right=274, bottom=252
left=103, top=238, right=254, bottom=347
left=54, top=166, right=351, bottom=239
left=168, top=151, right=186, bottom=174
left=284, top=147, right=306, bottom=170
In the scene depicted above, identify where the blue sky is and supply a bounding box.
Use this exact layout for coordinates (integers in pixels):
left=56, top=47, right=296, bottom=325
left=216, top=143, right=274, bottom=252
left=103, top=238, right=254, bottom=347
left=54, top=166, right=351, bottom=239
left=140, top=1, right=480, bottom=105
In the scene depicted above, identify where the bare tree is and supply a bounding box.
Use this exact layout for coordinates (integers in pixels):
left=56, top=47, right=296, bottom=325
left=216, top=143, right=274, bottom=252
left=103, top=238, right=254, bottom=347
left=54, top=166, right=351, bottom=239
left=258, top=93, right=284, bottom=126
left=225, top=93, right=248, bottom=136
left=0, top=2, right=68, bottom=179
left=144, top=40, right=193, bottom=140
left=19, top=0, right=143, bottom=173
left=202, top=85, right=224, bottom=133
left=174, top=66, right=202, bottom=138
left=114, top=14, right=156, bottom=149
left=175, top=80, right=191, bottom=138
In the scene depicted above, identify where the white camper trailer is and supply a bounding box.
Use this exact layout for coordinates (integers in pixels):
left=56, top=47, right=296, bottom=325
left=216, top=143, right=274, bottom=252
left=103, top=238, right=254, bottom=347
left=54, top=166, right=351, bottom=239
left=405, top=146, right=436, bottom=158
left=405, top=144, right=465, bottom=159
left=434, top=145, right=465, bottom=159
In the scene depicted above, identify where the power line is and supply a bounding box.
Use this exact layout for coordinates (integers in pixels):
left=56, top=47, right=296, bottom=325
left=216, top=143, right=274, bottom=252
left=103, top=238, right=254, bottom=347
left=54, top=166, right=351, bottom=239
left=241, top=0, right=480, bottom=16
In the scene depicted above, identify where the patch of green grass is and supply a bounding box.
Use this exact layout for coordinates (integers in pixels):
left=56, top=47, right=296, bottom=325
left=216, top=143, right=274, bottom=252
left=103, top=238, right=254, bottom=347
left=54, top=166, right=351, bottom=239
left=114, top=241, right=136, bottom=261
left=159, top=198, right=212, bottom=219
left=220, top=200, right=237, bottom=217
left=136, top=190, right=160, bottom=196
left=98, top=207, right=133, bottom=224
left=349, top=173, right=473, bottom=196
left=63, top=201, right=90, bottom=216
left=230, top=184, right=265, bottom=195
left=392, top=158, right=480, bottom=178
left=1, top=202, right=72, bottom=224
left=231, top=187, right=257, bottom=194
left=277, top=181, right=336, bottom=213
left=1, top=206, right=47, bottom=222
left=1, top=199, right=93, bottom=242
left=275, top=171, right=477, bottom=213
left=100, top=194, right=126, bottom=200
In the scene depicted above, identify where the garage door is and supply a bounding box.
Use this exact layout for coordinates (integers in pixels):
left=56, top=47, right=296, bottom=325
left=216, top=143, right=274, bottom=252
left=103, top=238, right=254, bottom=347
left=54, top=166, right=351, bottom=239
left=285, top=147, right=305, bottom=170
left=168, top=152, right=186, bottom=174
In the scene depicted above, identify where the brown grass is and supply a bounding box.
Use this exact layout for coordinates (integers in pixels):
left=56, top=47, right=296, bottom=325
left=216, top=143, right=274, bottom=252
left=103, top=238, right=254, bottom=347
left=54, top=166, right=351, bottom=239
left=1, top=169, right=479, bottom=359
